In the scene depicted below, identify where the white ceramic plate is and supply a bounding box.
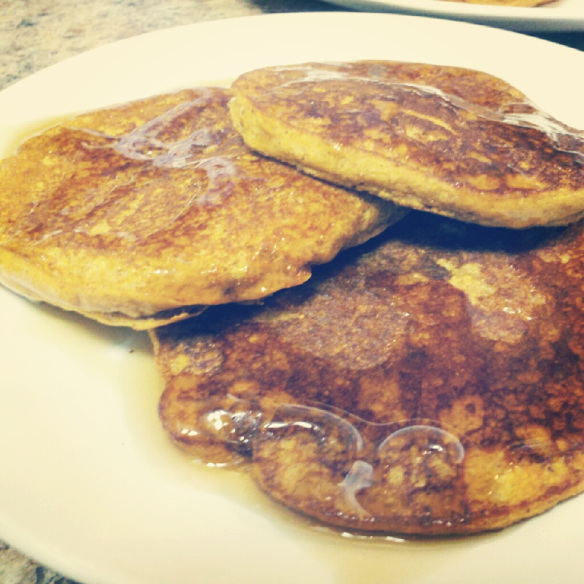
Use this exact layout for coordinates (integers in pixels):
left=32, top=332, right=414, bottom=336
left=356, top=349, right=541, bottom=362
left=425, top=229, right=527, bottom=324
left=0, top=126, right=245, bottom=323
left=322, top=0, right=584, bottom=32
left=1, top=12, right=584, bottom=584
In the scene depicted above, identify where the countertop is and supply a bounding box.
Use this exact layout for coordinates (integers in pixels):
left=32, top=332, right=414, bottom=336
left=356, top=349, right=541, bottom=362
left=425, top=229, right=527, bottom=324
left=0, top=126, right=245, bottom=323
left=1, top=0, right=584, bottom=93
left=0, top=1, right=582, bottom=583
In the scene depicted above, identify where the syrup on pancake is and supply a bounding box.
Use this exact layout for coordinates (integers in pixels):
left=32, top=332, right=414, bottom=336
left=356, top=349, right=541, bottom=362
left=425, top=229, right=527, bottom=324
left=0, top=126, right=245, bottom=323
left=154, top=211, right=584, bottom=535
left=0, top=87, right=401, bottom=329
left=230, top=60, right=584, bottom=229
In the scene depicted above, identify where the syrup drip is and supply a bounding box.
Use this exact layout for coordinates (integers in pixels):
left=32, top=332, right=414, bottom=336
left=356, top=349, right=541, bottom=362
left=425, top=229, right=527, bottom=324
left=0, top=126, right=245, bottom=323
left=378, top=424, right=465, bottom=464
left=9, top=90, right=253, bottom=245
left=111, top=99, right=239, bottom=171
left=273, top=62, right=584, bottom=166
left=180, top=395, right=468, bottom=522
left=339, top=461, right=375, bottom=519
left=91, top=97, right=242, bottom=206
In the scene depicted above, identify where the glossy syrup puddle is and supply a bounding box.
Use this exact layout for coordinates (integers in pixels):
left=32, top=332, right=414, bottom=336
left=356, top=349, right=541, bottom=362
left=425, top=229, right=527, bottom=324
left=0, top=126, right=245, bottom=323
left=0, top=78, right=233, bottom=160
left=114, top=334, right=501, bottom=584
left=0, top=115, right=66, bottom=159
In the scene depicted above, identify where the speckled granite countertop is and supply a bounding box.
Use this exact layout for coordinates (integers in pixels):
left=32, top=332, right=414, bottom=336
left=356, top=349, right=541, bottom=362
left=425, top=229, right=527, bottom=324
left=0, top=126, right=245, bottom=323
left=0, top=1, right=582, bottom=583
left=0, top=0, right=343, bottom=92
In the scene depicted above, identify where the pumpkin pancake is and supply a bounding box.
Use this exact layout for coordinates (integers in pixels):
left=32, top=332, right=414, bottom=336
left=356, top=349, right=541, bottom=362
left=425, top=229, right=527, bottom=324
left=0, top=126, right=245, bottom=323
left=0, top=87, right=401, bottom=329
left=154, top=211, right=584, bottom=536
left=230, top=60, right=584, bottom=229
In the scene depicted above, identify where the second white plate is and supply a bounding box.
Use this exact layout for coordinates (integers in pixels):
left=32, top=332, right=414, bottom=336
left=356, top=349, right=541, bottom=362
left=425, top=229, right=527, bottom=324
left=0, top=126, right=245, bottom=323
left=322, top=0, right=584, bottom=31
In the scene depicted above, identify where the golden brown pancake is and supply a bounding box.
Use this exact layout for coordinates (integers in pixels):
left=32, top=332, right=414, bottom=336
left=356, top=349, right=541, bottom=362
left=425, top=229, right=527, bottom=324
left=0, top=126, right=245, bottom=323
left=230, top=61, right=584, bottom=229
left=0, top=87, right=401, bottom=329
left=154, top=211, right=584, bottom=536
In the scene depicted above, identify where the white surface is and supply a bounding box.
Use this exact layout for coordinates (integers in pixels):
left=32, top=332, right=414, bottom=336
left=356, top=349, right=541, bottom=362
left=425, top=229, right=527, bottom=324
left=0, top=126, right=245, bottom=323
left=322, top=0, right=584, bottom=31
left=1, top=12, right=584, bottom=584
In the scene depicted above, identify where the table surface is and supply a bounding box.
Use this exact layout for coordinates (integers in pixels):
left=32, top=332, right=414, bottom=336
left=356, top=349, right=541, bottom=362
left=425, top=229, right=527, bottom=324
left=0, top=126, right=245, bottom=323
left=0, top=0, right=582, bottom=582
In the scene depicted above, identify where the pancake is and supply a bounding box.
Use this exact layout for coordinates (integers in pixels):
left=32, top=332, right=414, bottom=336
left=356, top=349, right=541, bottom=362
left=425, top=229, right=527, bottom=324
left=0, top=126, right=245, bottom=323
left=230, top=60, right=584, bottom=229
left=0, top=87, right=401, bottom=329
left=154, top=211, right=584, bottom=536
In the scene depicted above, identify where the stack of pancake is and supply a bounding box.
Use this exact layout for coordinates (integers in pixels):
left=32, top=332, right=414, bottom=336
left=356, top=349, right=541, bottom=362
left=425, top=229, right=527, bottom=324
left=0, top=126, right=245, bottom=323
left=2, top=60, right=584, bottom=536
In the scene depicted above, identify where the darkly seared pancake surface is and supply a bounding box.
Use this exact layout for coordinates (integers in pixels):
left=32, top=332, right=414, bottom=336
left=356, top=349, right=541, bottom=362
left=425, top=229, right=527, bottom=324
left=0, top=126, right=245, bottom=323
left=0, top=88, right=399, bottom=329
left=230, top=61, right=584, bottom=229
left=155, top=212, right=584, bottom=535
